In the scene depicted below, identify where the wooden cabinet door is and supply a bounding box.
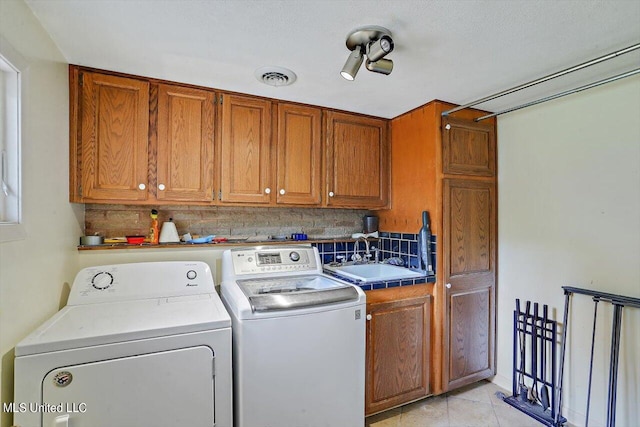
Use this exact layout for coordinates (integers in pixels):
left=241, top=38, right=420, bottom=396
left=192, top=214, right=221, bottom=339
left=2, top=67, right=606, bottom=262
left=325, top=111, right=389, bottom=208
left=80, top=72, right=149, bottom=201
left=442, top=178, right=496, bottom=391
left=442, top=116, right=496, bottom=177
left=156, top=84, right=216, bottom=202
left=220, top=95, right=272, bottom=204
left=276, top=103, right=322, bottom=205
left=366, top=295, right=430, bottom=415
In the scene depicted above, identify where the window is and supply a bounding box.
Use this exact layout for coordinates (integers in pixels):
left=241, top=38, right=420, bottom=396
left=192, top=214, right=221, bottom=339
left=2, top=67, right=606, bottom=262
left=0, top=36, right=26, bottom=242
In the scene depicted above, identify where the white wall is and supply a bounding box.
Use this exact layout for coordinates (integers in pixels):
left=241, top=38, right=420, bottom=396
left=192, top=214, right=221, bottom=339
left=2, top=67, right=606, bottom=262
left=0, top=1, right=83, bottom=426
left=495, top=75, right=640, bottom=426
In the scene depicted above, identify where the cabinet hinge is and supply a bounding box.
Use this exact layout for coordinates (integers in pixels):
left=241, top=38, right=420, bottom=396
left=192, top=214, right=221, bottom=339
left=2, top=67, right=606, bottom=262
left=218, top=190, right=222, bottom=200
left=79, top=73, right=84, bottom=86
left=219, top=94, right=223, bottom=105
left=78, top=185, right=82, bottom=197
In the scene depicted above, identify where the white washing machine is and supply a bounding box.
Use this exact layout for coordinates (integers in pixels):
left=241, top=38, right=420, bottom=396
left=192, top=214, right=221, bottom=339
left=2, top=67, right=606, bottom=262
left=221, top=245, right=366, bottom=427
left=14, top=261, right=232, bottom=427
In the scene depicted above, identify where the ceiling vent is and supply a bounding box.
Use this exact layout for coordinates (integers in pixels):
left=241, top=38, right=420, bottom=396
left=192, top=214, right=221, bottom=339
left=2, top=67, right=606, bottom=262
left=255, top=66, right=297, bottom=87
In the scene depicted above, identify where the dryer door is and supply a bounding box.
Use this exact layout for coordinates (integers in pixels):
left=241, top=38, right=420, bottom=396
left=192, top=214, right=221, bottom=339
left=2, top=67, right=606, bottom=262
left=42, top=346, right=215, bottom=427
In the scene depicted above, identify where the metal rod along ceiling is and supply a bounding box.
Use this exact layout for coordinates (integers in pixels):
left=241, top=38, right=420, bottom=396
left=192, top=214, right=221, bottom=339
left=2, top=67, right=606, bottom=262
left=441, top=43, right=640, bottom=121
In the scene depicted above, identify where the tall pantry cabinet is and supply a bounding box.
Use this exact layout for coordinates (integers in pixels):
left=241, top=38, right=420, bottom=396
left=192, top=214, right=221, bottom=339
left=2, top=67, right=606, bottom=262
left=378, top=100, right=497, bottom=395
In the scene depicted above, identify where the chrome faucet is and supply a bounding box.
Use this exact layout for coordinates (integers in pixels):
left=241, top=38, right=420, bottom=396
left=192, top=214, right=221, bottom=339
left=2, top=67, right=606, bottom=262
left=352, top=236, right=370, bottom=263
left=372, top=245, right=379, bottom=263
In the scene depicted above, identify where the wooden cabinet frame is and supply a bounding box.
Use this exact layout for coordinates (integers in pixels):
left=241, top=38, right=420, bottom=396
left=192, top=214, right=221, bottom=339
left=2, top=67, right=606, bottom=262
left=325, top=111, right=390, bottom=208
left=72, top=70, right=149, bottom=202
left=219, top=94, right=272, bottom=204
left=70, top=66, right=390, bottom=209
left=442, top=178, right=496, bottom=390
left=275, top=103, right=322, bottom=205
left=155, top=83, right=216, bottom=202
left=378, top=101, right=497, bottom=395
left=365, top=286, right=432, bottom=416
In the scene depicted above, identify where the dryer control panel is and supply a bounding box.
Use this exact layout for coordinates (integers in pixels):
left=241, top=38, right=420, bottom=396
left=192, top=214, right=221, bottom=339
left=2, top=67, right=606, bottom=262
left=68, top=261, right=215, bottom=305
left=226, top=246, right=320, bottom=276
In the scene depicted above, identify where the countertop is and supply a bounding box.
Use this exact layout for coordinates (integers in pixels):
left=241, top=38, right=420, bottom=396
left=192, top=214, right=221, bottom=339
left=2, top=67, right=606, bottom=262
left=77, top=237, right=368, bottom=251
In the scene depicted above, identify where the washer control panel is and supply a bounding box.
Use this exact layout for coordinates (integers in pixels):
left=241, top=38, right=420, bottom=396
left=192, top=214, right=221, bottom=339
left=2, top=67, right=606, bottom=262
left=68, top=261, right=214, bottom=305
left=229, top=246, right=320, bottom=276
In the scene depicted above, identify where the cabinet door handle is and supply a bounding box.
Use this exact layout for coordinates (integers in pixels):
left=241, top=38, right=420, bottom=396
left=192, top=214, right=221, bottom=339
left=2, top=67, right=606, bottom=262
left=138, top=183, right=146, bottom=190
left=158, top=184, right=166, bottom=191
left=264, top=188, right=271, bottom=194
left=445, top=124, right=451, bottom=130
left=328, top=191, right=335, bottom=197
left=446, top=283, right=452, bottom=289
left=366, top=314, right=372, bottom=321
left=279, top=189, right=286, bottom=195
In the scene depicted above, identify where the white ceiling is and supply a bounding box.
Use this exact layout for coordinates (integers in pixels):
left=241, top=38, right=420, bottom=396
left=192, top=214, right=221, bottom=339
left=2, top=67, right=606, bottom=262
left=24, top=0, right=640, bottom=119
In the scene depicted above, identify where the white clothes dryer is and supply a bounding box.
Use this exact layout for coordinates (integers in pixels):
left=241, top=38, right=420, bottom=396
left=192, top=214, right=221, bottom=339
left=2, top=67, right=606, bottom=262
left=14, top=261, right=232, bottom=427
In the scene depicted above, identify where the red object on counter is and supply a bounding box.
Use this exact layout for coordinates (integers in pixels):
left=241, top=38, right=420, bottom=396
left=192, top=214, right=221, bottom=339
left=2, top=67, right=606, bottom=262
left=126, top=236, right=145, bottom=244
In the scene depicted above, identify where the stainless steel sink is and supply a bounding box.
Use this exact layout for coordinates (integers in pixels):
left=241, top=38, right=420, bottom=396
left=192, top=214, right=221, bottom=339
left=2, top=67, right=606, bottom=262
left=323, top=262, right=424, bottom=283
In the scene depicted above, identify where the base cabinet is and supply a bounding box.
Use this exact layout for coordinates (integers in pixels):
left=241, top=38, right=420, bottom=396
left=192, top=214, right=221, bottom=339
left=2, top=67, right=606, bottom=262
left=365, top=286, right=431, bottom=416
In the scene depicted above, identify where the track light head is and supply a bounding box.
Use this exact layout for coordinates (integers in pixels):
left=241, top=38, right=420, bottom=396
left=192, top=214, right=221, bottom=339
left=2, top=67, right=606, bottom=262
left=341, top=26, right=395, bottom=81
left=367, top=35, right=394, bottom=62
left=365, top=58, right=393, bottom=75
left=341, top=46, right=364, bottom=81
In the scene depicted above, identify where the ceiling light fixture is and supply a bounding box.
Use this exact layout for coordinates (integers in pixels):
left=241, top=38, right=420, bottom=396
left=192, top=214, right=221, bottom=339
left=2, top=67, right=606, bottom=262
left=341, top=26, right=394, bottom=81
left=365, top=58, right=393, bottom=75
left=340, top=46, right=364, bottom=81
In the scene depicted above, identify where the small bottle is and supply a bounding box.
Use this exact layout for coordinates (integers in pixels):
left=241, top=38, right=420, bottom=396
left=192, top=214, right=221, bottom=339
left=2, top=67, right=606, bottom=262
left=150, top=209, right=159, bottom=244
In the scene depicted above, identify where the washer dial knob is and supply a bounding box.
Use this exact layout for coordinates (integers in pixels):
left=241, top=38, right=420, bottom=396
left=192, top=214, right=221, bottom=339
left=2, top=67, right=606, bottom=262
left=289, top=251, right=300, bottom=262
left=91, top=272, right=113, bottom=290
left=186, top=270, right=197, bottom=280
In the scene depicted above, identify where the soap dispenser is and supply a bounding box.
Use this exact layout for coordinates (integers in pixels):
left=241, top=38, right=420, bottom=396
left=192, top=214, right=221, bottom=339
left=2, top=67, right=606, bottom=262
left=159, top=218, right=180, bottom=243
left=149, top=209, right=159, bottom=244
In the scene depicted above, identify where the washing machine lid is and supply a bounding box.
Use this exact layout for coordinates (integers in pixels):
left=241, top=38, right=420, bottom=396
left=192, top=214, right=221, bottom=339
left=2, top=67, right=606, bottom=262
left=15, top=294, right=230, bottom=356
left=236, top=275, right=359, bottom=312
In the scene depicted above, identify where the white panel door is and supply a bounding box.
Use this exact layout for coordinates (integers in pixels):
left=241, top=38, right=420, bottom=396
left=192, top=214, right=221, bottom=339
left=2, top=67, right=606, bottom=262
left=42, top=346, right=215, bottom=427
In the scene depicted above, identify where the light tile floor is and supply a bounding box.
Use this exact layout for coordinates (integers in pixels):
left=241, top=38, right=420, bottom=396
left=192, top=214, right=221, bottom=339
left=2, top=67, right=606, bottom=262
left=365, top=380, right=571, bottom=427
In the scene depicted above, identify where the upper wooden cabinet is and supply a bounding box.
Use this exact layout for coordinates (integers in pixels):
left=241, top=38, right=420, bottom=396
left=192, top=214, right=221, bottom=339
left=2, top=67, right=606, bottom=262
left=219, top=94, right=272, bottom=204
left=276, top=103, right=322, bottom=205
left=325, top=111, right=389, bottom=208
left=156, top=84, right=216, bottom=202
left=442, top=116, right=496, bottom=177
left=70, top=66, right=390, bottom=209
left=72, top=71, right=149, bottom=202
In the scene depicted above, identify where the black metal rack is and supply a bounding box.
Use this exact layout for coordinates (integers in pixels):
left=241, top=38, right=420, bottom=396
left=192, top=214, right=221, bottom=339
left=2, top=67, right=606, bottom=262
left=557, top=287, right=640, bottom=427
left=499, top=299, right=566, bottom=426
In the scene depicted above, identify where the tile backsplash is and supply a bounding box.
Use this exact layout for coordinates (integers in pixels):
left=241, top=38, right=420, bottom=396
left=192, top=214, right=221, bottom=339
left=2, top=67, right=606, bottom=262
left=313, top=232, right=436, bottom=270
left=312, top=231, right=436, bottom=291
left=378, top=232, right=437, bottom=274
left=85, top=204, right=370, bottom=239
